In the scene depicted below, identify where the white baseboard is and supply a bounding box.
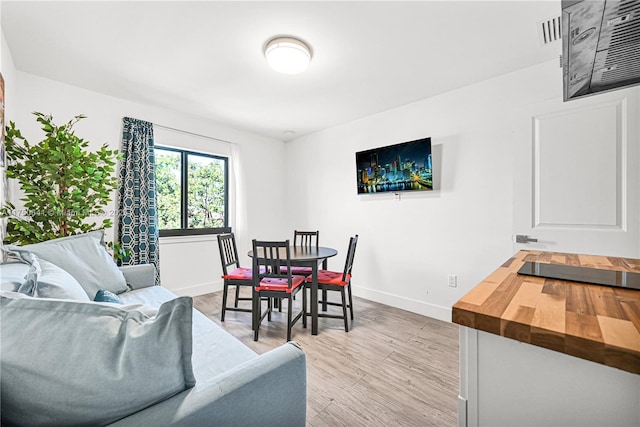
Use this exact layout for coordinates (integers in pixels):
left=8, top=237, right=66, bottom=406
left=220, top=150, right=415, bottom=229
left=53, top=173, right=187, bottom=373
left=165, top=281, right=452, bottom=322
left=353, top=286, right=452, bottom=322
left=168, top=280, right=222, bottom=298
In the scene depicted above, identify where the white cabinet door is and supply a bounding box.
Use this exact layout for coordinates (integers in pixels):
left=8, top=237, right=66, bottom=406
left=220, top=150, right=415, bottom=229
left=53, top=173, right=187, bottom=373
left=512, top=88, right=640, bottom=258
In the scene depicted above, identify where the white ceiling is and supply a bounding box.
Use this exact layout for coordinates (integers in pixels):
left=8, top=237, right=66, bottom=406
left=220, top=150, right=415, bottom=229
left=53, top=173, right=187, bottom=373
left=1, top=1, right=562, bottom=141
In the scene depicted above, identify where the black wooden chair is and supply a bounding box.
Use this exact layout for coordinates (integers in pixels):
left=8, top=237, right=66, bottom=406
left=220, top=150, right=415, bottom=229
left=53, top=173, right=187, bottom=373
left=286, top=230, right=319, bottom=276
left=217, top=233, right=254, bottom=321
left=293, top=230, right=319, bottom=248
left=252, top=239, right=306, bottom=341
left=273, top=230, right=319, bottom=309
left=306, top=235, right=358, bottom=332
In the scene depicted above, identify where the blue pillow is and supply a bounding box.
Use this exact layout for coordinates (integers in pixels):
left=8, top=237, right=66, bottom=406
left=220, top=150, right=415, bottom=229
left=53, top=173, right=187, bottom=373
left=94, top=289, right=124, bottom=304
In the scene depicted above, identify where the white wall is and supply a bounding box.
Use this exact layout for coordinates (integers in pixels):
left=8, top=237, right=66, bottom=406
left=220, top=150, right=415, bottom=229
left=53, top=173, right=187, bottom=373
left=5, top=37, right=638, bottom=319
left=1, top=29, right=16, bottom=119
left=1, top=29, right=17, bottom=253
left=3, top=41, right=288, bottom=295
left=284, top=60, right=572, bottom=321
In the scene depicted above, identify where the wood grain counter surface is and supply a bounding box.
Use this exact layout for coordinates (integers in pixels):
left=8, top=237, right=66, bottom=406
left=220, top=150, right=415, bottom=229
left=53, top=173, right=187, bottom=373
left=452, top=250, right=640, bottom=374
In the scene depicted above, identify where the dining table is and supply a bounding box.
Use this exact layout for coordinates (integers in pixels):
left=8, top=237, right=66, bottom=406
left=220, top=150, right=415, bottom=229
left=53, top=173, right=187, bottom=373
left=248, top=245, right=338, bottom=335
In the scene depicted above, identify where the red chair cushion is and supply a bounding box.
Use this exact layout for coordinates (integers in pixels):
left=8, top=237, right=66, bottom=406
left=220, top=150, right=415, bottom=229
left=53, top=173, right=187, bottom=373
left=222, top=267, right=267, bottom=281
left=280, top=266, right=313, bottom=276
left=306, top=270, right=350, bottom=286
left=222, top=267, right=253, bottom=281
left=256, top=275, right=306, bottom=293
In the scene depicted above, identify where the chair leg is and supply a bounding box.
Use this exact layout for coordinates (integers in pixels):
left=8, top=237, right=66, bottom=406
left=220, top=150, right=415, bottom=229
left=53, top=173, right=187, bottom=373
left=302, top=287, right=307, bottom=329
left=287, top=295, right=293, bottom=341
left=234, top=285, right=241, bottom=308
left=273, top=297, right=284, bottom=312
left=221, top=282, right=229, bottom=321
left=341, top=287, right=349, bottom=332
left=253, top=291, right=260, bottom=341
left=267, top=297, right=272, bottom=321
left=322, top=289, right=328, bottom=311
left=347, top=282, right=354, bottom=320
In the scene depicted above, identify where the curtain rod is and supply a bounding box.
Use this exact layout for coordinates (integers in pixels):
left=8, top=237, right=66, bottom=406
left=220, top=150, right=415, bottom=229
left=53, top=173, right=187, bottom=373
left=153, top=123, right=236, bottom=146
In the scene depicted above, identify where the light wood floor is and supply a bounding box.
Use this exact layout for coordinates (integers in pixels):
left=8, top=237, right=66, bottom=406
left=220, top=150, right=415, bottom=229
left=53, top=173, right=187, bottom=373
left=193, top=288, right=459, bottom=426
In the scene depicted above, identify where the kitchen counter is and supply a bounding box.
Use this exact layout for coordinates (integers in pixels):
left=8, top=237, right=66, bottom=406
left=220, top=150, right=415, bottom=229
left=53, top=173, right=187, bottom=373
left=453, top=250, right=640, bottom=427
left=452, top=250, right=640, bottom=374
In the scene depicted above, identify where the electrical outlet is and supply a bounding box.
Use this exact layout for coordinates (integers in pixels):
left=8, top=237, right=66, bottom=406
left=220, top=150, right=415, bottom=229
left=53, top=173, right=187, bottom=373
left=448, top=274, right=457, bottom=288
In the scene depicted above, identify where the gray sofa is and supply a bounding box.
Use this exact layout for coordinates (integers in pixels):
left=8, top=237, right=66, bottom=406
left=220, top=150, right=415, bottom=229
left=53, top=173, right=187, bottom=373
left=0, top=232, right=307, bottom=426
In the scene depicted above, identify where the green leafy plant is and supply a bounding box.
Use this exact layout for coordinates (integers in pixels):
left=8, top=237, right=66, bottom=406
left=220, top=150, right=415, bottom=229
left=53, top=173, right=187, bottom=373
left=1, top=112, right=123, bottom=257
left=106, top=241, right=131, bottom=261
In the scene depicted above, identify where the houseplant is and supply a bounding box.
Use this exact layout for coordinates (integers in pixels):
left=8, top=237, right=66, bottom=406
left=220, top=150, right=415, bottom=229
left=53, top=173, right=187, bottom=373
left=1, top=112, right=123, bottom=253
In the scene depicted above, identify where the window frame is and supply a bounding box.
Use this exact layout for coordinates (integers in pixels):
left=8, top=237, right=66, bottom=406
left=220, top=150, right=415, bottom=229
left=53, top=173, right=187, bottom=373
left=155, top=146, right=230, bottom=237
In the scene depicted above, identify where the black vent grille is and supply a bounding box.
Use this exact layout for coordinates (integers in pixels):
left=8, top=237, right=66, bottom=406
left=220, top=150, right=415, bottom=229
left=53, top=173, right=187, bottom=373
left=539, top=16, right=562, bottom=45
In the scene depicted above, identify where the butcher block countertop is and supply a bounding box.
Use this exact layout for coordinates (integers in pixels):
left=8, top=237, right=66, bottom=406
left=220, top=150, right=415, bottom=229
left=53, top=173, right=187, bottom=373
left=452, top=250, right=640, bottom=374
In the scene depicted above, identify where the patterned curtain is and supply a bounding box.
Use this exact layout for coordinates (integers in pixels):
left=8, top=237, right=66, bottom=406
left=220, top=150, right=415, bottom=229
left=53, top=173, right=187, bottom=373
left=117, top=117, right=160, bottom=285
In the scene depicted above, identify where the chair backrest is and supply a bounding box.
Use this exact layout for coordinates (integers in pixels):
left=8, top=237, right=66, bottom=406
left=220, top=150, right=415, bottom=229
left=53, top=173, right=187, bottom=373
left=217, top=233, right=241, bottom=275
left=293, top=230, right=319, bottom=248
left=252, top=239, right=295, bottom=289
left=341, top=235, right=359, bottom=281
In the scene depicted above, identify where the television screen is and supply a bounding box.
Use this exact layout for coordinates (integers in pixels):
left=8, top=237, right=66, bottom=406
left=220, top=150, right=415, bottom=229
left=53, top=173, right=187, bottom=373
left=356, top=137, right=432, bottom=194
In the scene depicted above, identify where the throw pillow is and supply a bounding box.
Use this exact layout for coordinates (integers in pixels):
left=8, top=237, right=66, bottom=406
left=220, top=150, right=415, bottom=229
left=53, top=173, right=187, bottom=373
left=5, top=230, right=127, bottom=298
left=0, top=261, right=32, bottom=292
left=16, top=252, right=89, bottom=301
left=0, top=292, right=196, bottom=426
left=94, top=289, right=124, bottom=304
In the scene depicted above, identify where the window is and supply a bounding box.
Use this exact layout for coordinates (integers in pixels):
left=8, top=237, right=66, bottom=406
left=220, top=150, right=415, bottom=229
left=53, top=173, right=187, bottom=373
left=155, top=146, right=229, bottom=237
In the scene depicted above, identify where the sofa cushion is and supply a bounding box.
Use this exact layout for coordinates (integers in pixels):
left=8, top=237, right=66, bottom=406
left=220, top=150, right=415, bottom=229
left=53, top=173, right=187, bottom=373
left=0, top=291, right=196, bottom=427
left=120, top=286, right=258, bottom=381
left=25, top=256, right=91, bottom=301
left=5, top=230, right=128, bottom=298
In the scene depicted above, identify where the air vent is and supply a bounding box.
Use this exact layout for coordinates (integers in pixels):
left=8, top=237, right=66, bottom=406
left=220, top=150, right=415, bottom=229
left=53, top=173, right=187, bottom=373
left=538, top=16, right=562, bottom=45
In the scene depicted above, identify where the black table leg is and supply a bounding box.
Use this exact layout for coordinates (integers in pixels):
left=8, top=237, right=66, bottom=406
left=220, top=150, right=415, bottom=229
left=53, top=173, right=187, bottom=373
left=311, top=262, right=318, bottom=335
left=321, top=259, right=328, bottom=311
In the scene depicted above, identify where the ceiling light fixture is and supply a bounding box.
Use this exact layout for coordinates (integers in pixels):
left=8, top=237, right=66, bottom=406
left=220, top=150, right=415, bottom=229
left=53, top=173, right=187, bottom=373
left=264, top=37, right=312, bottom=75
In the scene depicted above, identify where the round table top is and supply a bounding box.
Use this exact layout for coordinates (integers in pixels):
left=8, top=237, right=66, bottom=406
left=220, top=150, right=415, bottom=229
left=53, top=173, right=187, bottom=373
left=248, top=246, right=337, bottom=261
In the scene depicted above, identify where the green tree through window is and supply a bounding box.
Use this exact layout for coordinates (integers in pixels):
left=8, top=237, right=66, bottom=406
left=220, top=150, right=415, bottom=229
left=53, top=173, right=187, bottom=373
left=156, top=149, right=181, bottom=229
left=155, top=147, right=228, bottom=236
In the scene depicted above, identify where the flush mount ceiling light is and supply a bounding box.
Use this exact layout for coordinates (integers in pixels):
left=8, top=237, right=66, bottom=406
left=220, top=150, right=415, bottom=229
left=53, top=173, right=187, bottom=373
left=264, top=37, right=312, bottom=74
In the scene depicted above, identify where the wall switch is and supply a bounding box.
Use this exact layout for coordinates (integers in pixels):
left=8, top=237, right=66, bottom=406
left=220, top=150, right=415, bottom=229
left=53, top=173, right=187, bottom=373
left=448, top=274, right=457, bottom=288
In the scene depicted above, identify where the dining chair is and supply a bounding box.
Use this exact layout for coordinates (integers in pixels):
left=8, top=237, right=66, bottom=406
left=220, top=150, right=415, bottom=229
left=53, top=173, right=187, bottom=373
left=287, top=230, right=320, bottom=276
left=217, top=233, right=254, bottom=321
left=294, top=230, right=319, bottom=248
left=252, top=239, right=307, bottom=341
left=282, top=230, right=320, bottom=307
left=305, top=235, right=358, bottom=332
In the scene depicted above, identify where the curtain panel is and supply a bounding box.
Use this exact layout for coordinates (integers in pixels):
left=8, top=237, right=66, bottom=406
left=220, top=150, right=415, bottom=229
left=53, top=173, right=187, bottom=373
left=118, top=117, right=160, bottom=285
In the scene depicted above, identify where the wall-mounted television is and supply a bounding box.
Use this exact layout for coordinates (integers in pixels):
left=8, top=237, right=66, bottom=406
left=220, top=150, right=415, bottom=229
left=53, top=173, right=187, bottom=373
left=356, top=137, right=432, bottom=194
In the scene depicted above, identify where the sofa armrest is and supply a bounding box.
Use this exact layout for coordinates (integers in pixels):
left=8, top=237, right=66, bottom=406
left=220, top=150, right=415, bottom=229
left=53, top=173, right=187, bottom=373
left=108, top=342, right=306, bottom=427
left=119, top=264, right=156, bottom=290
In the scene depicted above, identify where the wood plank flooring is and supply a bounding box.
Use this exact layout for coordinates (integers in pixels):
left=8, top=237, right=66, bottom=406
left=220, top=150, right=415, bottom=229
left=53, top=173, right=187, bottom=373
left=193, top=289, right=459, bottom=426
